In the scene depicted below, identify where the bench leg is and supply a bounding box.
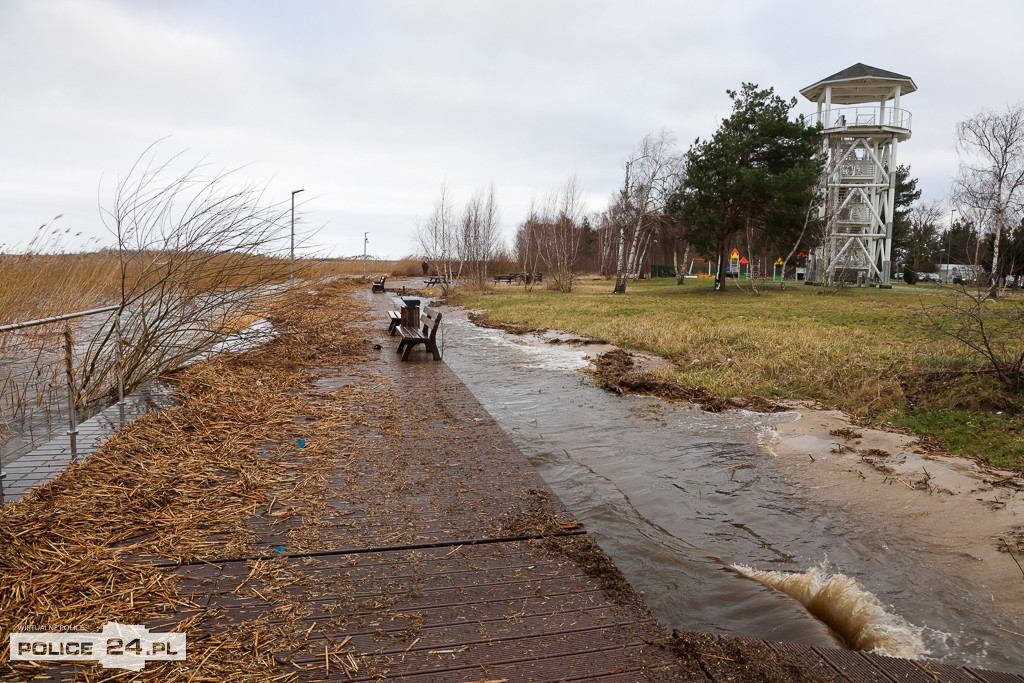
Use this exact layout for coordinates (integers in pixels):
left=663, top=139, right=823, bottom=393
left=396, top=339, right=406, bottom=355
left=427, top=341, right=440, bottom=360
left=401, top=340, right=419, bottom=361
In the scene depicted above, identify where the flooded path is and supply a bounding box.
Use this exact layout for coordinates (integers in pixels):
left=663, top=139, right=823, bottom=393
left=441, top=310, right=1024, bottom=674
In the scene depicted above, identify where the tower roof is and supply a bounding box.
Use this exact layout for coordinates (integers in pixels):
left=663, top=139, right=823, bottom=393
left=800, top=63, right=917, bottom=104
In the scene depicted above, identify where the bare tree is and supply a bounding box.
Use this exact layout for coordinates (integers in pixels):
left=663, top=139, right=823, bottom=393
left=418, top=182, right=462, bottom=296
left=535, top=174, right=585, bottom=292
left=460, top=184, right=501, bottom=287
left=926, top=287, right=1024, bottom=390
left=513, top=201, right=543, bottom=292
left=80, top=149, right=295, bottom=404
left=953, top=103, right=1024, bottom=298
left=612, top=131, right=683, bottom=294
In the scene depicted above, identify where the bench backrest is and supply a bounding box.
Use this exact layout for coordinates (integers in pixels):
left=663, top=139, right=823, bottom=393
left=421, top=307, right=442, bottom=340
left=377, top=274, right=387, bottom=284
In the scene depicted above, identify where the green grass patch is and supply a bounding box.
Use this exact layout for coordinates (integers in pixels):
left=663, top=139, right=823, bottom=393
left=892, top=408, right=1024, bottom=470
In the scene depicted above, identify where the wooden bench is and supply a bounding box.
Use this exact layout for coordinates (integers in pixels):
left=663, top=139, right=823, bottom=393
left=387, top=310, right=402, bottom=335
left=371, top=274, right=387, bottom=292
left=397, top=307, right=442, bottom=361
left=425, top=275, right=447, bottom=286
left=493, top=274, right=518, bottom=284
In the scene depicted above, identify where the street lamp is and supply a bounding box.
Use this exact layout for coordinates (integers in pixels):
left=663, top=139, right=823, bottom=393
left=946, top=207, right=958, bottom=283
left=363, top=232, right=369, bottom=278
left=291, top=189, right=305, bottom=282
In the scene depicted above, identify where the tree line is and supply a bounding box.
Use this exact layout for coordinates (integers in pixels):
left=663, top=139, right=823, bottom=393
left=418, top=86, right=1024, bottom=298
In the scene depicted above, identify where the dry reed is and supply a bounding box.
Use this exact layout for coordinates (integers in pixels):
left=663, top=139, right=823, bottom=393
left=0, top=279, right=384, bottom=680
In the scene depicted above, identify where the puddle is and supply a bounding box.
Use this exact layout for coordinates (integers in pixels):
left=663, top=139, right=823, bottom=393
left=441, top=309, right=1024, bottom=673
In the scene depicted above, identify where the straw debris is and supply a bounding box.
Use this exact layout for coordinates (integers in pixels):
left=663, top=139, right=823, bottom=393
left=1, top=279, right=384, bottom=681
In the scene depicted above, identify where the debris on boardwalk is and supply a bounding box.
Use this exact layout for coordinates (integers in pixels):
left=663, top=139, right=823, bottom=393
left=1, top=282, right=380, bottom=680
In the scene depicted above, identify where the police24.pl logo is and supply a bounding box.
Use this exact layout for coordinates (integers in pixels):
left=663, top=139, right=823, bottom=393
left=10, top=622, right=186, bottom=671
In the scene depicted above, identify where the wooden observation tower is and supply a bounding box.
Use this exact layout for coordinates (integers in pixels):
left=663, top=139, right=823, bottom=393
left=801, top=64, right=916, bottom=286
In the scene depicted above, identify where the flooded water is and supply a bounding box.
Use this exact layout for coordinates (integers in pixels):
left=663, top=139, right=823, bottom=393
left=0, top=312, right=276, bottom=465
left=441, top=310, right=1024, bottom=674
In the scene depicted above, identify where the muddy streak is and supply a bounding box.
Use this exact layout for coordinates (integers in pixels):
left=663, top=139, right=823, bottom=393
left=441, top=308, right=1024, bottom=674
left=733, top=563, right=926, bottom=658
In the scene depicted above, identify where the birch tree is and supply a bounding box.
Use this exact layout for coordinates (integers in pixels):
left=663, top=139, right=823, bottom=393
left=537, top=174, right=585, bottom=292
left=418, top=182, right=461, bottom=296
left=953, top=103, right=1024, bottom=298
left=512, top=204, right=542, bottom=292
left=612, top=131, right=682, bottom=294
left=460, top=184, right=501, bottom=287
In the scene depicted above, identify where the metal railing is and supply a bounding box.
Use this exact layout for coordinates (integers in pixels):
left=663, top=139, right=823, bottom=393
left=0, top=305, right=125, bottom=504
left=804, top=106, right=912, bottom=131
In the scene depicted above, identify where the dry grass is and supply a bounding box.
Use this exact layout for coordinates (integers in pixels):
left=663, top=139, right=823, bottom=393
left=302, top=257, right=424, bottom=279
left=0, top=243, right=421, bottom=328
left=0, top=249, right=418, bottom=456
left=457, top=278, right=944, bottom=410
left=0, top=251, right=121, bottom=324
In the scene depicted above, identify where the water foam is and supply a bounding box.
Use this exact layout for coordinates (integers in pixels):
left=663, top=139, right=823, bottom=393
left=732, top=563, right=927, bottom=659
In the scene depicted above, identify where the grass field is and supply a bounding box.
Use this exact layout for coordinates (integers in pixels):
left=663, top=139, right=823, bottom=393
left=454, top=277, right=1024, bottom=471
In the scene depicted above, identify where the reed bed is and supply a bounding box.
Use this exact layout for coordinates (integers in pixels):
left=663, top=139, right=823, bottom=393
left=0, top=247, right=416, bottom=461
left=0, top=278, right=382, bottom=681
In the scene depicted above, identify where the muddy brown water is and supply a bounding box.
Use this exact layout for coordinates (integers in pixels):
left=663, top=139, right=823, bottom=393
left=441, top=310, right=1024, bottom=674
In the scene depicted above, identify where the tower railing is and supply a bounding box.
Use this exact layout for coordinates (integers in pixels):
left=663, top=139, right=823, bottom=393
left=804, top=106, right=912, bottom=131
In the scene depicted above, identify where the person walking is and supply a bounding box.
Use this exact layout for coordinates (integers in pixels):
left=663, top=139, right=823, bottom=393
left=422, top=260, right=429, bottom=276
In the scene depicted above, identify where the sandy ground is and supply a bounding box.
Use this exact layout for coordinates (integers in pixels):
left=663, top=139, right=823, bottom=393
left=755, top=400, right=1024, bottom=603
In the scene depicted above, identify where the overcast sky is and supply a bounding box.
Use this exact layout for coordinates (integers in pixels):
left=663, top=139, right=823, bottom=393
left=1, top=0, right=1022, bottom=258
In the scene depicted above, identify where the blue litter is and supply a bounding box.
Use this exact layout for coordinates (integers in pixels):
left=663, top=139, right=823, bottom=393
left=298, top=439, right=305, bottom=447
left=272, top=545, right=287, bottom=552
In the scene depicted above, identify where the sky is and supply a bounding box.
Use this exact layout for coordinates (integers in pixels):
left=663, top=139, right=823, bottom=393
left=1, top=0, right=1022, bottom=259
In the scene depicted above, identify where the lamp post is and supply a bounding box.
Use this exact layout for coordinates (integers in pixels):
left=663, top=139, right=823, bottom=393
left=946, top=207, right=958, bottom=283
left=363, top=232, right=369, bottom=278
left=290, top=189, right=305, bottom=282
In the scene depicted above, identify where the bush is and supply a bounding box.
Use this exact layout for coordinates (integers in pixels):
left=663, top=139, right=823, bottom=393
left=903, top=266, right=918, bottom=285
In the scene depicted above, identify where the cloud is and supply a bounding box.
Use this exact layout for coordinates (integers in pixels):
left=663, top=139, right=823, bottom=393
left=1, top=0, right=1023, bottom=256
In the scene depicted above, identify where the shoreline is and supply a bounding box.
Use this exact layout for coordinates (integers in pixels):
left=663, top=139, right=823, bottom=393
left=463, top=310, right=1024, bottom=597
left=761, top=399, right=1024, bottom=598
left=520, top=322, right=1024, bottom=642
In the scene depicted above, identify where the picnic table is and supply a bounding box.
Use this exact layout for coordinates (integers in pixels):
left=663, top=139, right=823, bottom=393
left=493, top=272, right=543, bottom=284
left=425, top=274, right=457, bottom=287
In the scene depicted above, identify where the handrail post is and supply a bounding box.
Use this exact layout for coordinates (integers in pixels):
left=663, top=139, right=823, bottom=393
left=115, top=313, right=125, bottom=428
left=63, top=322, right=79, bottom=464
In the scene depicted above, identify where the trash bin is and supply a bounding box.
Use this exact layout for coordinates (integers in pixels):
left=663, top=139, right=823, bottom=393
left=401, top=298, right=420, bottom=328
